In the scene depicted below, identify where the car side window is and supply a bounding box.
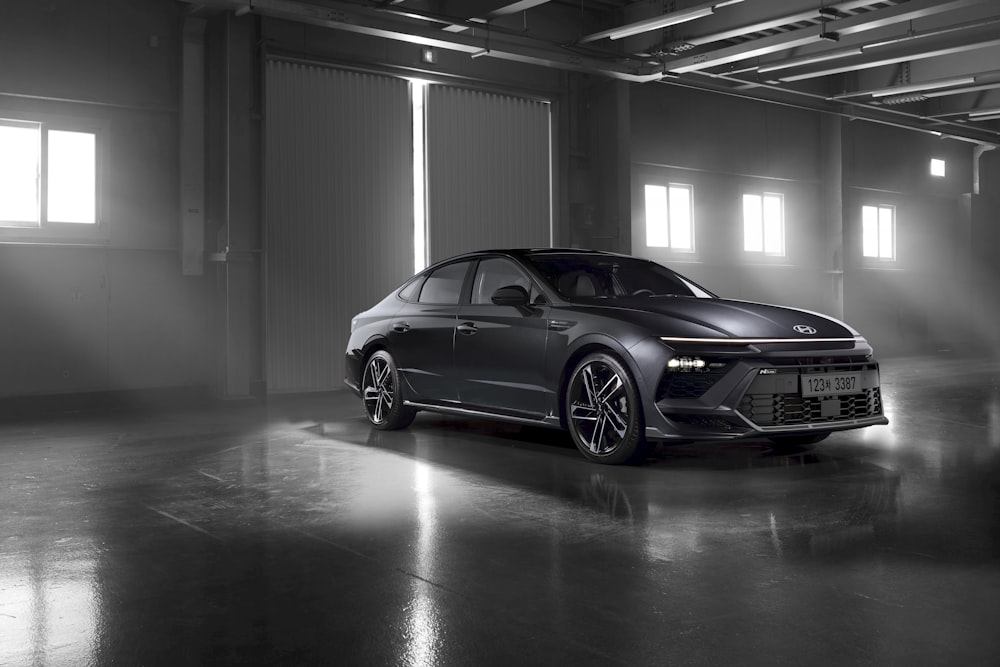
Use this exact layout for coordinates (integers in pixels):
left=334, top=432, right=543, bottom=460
left=471, top=257, right=545, bottom=305
left=397, top=276, right=424, bottom=301
left=418, top=261, right=470, bottom=304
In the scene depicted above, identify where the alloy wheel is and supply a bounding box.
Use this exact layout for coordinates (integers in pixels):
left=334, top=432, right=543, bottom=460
left=360, top=350, right=417, bottom=430
left=569, top=360, right=631, bottom=455
left=362, top=354, right=394, bottom=425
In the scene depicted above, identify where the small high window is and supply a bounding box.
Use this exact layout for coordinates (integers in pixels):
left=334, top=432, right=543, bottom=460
left=862, top=205, right=895, bottom=260
left=742, top=192, right=784, bottom=256
left=0, top=118, right=98, bottom=228
left=930, top=158, right=946, bottom=177
left=644, top=183, right=694, bottom=251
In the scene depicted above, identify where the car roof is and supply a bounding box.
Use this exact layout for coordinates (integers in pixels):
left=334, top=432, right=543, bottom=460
left=448, top=248, right=628, bottom=260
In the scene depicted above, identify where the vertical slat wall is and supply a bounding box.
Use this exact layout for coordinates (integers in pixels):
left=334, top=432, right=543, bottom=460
left=264, top=60, right=413, bottom=392
left=425, top=86, right=551, bottom=262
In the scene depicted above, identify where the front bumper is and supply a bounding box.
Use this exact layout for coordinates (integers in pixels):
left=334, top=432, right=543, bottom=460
left=638, top=342, right=888, bottom=441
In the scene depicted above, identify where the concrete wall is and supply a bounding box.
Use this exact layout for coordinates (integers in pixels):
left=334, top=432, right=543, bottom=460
left=629, top=83, right=999, bottom=356
left=629, top=85, right=830, bottom=314
left=0, top=0, right=210, bottom=398
left=842, top=122, right=978, bottom=353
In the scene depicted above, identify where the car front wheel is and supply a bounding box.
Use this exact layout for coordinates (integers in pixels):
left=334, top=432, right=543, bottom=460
left=362, top=350, right=417, bottom=430
left=566, top=352, right=648, bottom=465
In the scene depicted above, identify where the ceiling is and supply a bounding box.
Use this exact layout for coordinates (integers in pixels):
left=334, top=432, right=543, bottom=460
left=185, top=0, right=1000, bottom=145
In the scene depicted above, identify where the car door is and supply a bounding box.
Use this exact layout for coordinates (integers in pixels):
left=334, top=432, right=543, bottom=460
left=388, top=260, right=472, bottom=404
left=454, top=257, right=551, bottom=418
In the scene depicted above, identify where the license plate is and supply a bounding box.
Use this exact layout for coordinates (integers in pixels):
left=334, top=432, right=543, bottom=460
left=801, top=372, right=861, bottom=397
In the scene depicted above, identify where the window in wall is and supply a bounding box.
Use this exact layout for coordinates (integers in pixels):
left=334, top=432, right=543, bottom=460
left=930, top=158, right=946, bottom=177
left=862, top=204, right=895, bottom=260
left=742, top=192, right=784, bottom=256
left=0, top=118, right=98, bottom=228
left=644, top=183, right=694, bottom=251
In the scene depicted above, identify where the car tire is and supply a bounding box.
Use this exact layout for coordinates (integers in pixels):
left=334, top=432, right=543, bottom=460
left=362, top=350, right=417, bottom=430
left=565, top=352, right=649, bottom=465
left=769, top=432, right=830, bottom=447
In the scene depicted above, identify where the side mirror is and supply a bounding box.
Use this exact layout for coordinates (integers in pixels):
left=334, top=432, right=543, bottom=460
left=491, top=285, right=529, bottom=306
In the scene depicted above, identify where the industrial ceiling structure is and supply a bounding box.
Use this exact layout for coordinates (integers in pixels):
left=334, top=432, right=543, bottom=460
left=185, top=0, right=1000, bottom=144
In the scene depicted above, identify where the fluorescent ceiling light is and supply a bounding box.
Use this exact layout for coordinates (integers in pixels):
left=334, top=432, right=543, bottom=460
left=608, top=7, right=713, bottom=41
left=672, top=35, right=820, bottom=73
left=757, top=48, right=862, bottom=73
left=924, top=82, right=1000, bottom=98
left=968, top=106, right=1000, bottom=117
left=780, top=38, right=1000, bottom=83
left=970, top=112, right=1000, bottom=121
left=869, top=76, right=975, bottom=97
left=580, top=0, right=741, bottom=44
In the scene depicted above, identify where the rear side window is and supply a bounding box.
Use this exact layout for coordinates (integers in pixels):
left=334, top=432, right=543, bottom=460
left=397, top=276, right=424, bottom=301
left=418, top=261, right=470, bottom=304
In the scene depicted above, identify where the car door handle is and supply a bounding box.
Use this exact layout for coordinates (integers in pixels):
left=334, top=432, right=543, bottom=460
left=457, top=322, right=478, bottom=335
left=392, top=322, right=411, bottom=333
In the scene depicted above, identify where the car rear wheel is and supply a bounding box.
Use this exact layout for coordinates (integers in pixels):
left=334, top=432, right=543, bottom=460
left=566, top=352, right=648, bottom=465
left=362, top=350, right=416, bottom=430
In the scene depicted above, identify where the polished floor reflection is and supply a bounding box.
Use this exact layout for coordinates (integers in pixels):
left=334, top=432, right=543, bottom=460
left=2, top=355, right=999, bottom=666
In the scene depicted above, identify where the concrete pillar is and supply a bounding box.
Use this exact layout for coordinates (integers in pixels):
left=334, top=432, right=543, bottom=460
left=206, top=13, right=261, bottom=399
left=820, top=114, right=845, bottom=321
left=567, top=76, right=631, bottom=253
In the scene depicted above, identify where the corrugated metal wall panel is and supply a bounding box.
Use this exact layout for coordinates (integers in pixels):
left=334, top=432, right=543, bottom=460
left=264, top=61, right=413, bottom=393
left=425, top=86, right=551, bottom=262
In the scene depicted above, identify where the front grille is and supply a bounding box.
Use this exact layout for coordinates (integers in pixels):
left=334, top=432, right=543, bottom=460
left=738, top=388, right=883, bottom=427
left=665, top=414, right=745, bottom=432
left=656, top=360, right=731, bottom=400
left=658, top=373, right=724, bottom=399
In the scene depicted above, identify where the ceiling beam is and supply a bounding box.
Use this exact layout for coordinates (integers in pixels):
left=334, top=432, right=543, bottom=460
left=670, top=0, right=884, bottom=49
left=179, top=0, right=663, bottom=81
left=662, top=0, right=988, bottom=74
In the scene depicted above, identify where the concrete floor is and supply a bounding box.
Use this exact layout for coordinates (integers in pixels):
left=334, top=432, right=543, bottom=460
left=2, top=356, right=999, bottom=666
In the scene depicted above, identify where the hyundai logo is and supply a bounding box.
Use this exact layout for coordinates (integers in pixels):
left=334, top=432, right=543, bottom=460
left=793, top=324, right=818, bottom=335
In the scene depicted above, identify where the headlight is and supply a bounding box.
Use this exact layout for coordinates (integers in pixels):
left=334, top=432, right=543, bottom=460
left=667, top=356, right=706, bottom=371
left=666, top=356, right=728, bottom=373
left=350, top=316, right=359, bottom=333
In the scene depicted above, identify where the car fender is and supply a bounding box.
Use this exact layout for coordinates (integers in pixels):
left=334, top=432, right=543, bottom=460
left=345, top=332, right=392, bottom=392
left=557, top=331, right=652, bottom=416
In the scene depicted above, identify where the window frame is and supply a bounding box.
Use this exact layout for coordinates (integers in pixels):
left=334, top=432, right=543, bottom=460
left=861, top=204, right=896, bottom=261
left=0, top=110, right=105, bottom=237
left=643, top=182, right=695, bottom=252
left=742, top=191, right=785, bottom=257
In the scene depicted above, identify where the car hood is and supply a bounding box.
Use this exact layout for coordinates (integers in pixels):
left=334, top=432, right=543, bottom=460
left=579, top=296, right=858, bottom=340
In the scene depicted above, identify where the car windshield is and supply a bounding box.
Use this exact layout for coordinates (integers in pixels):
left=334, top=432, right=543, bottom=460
left=525, top=253, right=715, bottom=300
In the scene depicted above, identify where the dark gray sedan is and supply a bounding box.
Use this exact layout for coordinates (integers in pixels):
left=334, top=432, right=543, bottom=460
left=345, top=249, right=887, bottom=464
